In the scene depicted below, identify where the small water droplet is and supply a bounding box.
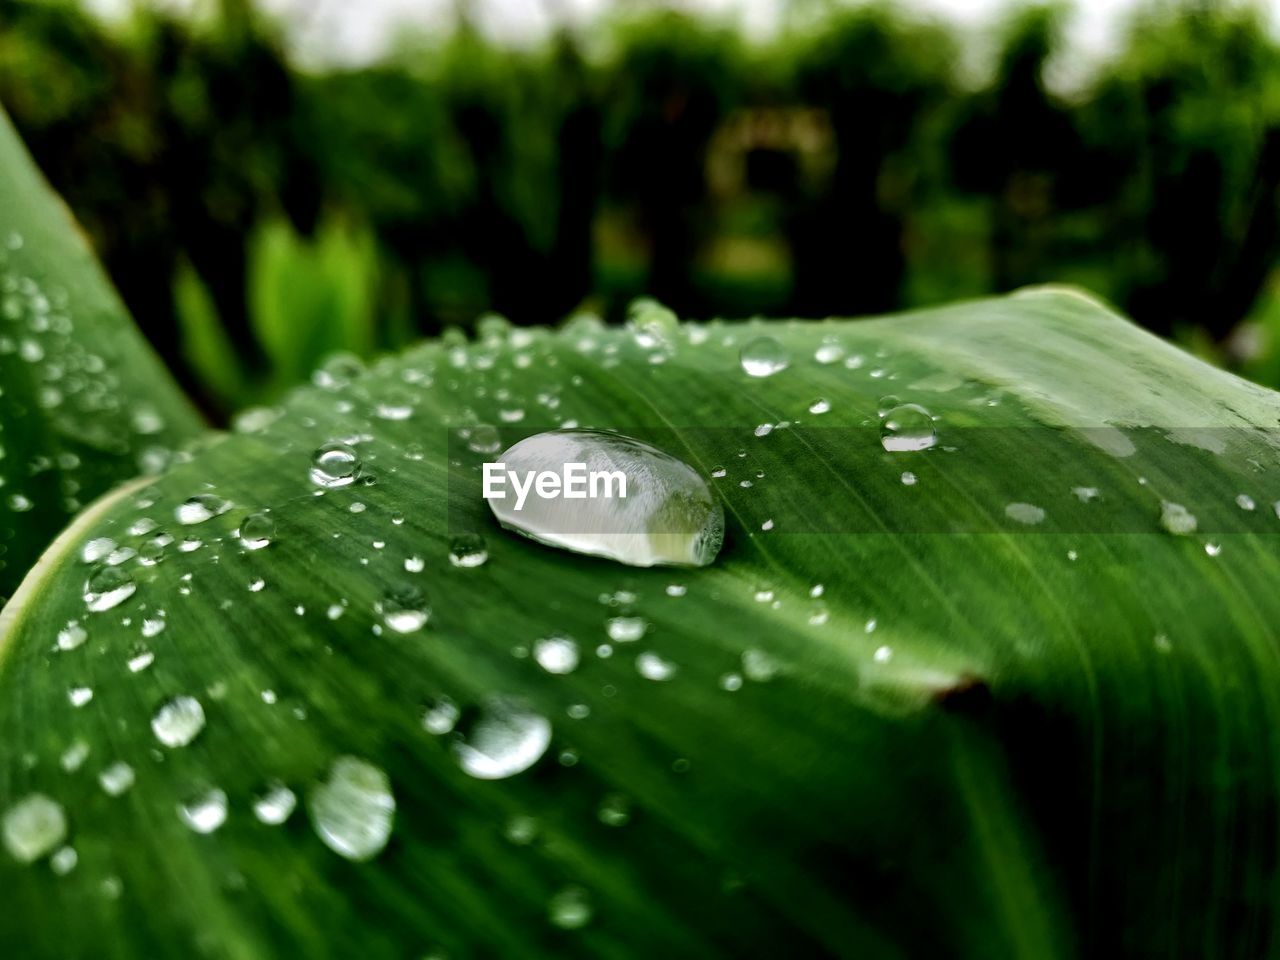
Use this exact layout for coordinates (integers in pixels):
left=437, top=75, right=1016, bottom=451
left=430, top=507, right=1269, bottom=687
left=467, top=424, right=502, bottom=455
left=534, top=635, right=579, bottom=674
left=253, top=781, right=297, bottom=825
left=151, top=695, right=206, bottom=748
left=313, top=353, right=364, bottom=390
left=56, top=621, right=86, bottom=651
left=598, top=794, right=631, bottom=827
left=1160, top=501, right=1197, bottom=535
left=453, top=698, right=552, bottom=780
left=636, top=651, right=677, bottom=681
left=139, top=537, right=168, bottom=566
left=83, top=566, right=136, bottom=612
left=740, top=336, right=789, bottom=377
left=879, top=403, right=936, bottom=452
left=422, top=696, right=460, bottom=735
left=308, top=756, right=395, bottom=861
left=239, top=512, right=276, bottom=550
left=310, top=442, right=361, bottom=488
left=548, top=886, right=593, bottom=930
left=50, top=846, right=77, bottom=876
left=626, top=298, right=678, bottom=349
left=504, top=814, right=539, bottom=845
left=99, top=762, right=136, bottom=797
left=2, top=795, right=66, bottom=864
left=808, top=398, right=831, bottom=415
left=176, top=494, right=231, bottom=525
left=80, top=537, right=116, bottom=564
left=375, top=393, right=414, bottom=421
left=814, top=342, right=844, bottom=364
left=68, top=686, right=93, bottom=708
left=1005, top=502, right=1045, bottom=525
left=378, top=584, right=431, bottom=633
left=606, top=616, right=647, bottom=642
left=60, top=741, right=89, bottom=772
left=742, top=648, right=778, bottom=682
left=1236, top=493, right=1256, bottom=511
left=178, top=787, right=228, bottom=834
left=448, top=534, right=488, bottom=568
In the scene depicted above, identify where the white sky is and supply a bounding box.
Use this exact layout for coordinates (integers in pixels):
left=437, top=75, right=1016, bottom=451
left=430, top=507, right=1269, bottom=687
left=81, top=0, right=1280, bottom=75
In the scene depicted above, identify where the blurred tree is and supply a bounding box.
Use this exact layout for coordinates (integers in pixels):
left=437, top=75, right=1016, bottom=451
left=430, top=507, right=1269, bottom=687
left=950, top=4, right=1081, bottom=293
left=0, top=0, right=307, bottom=406
left=1082, top=3, right=1280, bottom=338
left=789, top=6, right=956, bottom=316
left=604, top=12, right=740, bottom=314
left=438, top=22, right=601, bottom=326
left=8, top=0, right=1280, bottom=407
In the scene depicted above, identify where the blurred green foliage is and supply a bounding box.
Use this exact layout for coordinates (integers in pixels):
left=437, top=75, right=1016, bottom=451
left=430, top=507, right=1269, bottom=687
left=4, top=0, right=1280, bottom=414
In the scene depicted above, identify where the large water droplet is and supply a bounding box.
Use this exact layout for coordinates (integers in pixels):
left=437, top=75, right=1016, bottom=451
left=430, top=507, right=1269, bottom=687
left=2, top=795, right=66, bottom=864
left=879, top=404, right=937, bottom=452
left=310, top=442, right=361, bottom=488
left=308, top=756, right=395, bottom=861
left=487, top=430, right=723, bottom=568
left=151, top=695, right=206, bottom=748
left=83, top=566, right=136, bottom=612
left=239, top=512, right=276, bottom=550
left=178, top=787, right=228, bottom=834
left=453, top=698, right=552, bottom=780
left=740, top=336, right=789, bottom=377
left=377, top=584, right=431, bottom=633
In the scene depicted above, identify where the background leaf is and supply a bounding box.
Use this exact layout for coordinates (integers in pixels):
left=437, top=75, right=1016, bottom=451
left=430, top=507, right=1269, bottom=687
left=0, top=108, right=205, bottom=603
left=2, top=292, right=1279, bottom=957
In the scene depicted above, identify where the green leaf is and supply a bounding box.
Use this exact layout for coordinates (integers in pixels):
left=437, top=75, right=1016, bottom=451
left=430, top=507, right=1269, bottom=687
left=0, top=109, right=205, bottom=602
left=2, top=291, right=1278, bottom=957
